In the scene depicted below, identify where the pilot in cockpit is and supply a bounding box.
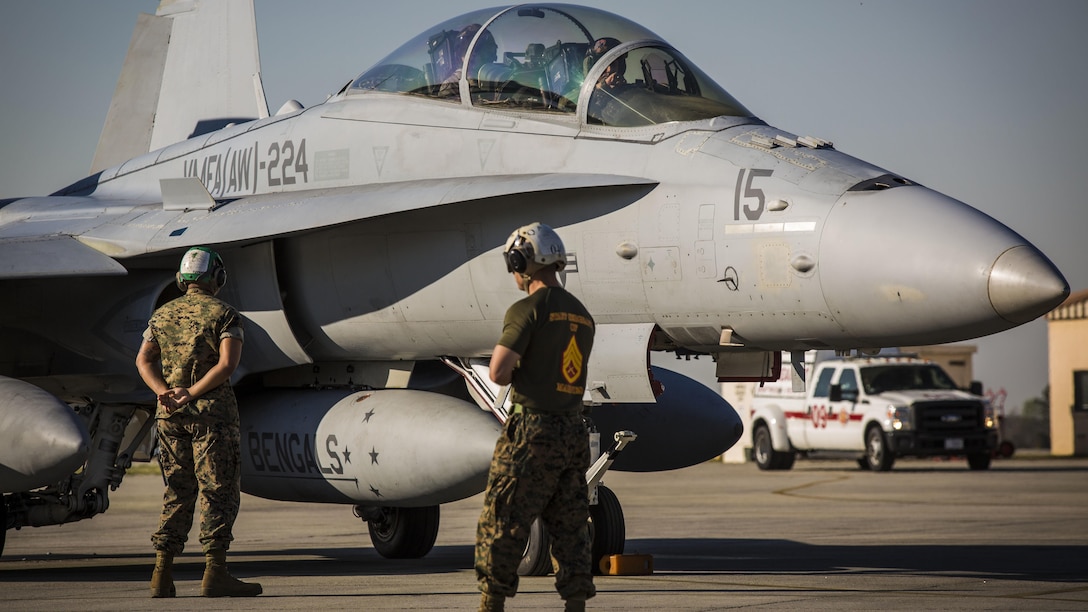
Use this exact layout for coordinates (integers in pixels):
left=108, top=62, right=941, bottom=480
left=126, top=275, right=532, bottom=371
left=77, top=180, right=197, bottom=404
left=436, top=23, right=498, bottom=98
left=584, top=37, right=627, bottom=91
left=584, top=37, right=631, bottom=124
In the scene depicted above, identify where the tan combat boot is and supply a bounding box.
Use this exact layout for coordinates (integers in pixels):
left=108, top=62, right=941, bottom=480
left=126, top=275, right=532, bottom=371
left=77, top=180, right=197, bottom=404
left=150, top=550, right=175, bottom=598
left=201, top=549, right=262, bottom=597
left=478, top=593, right=505, bottom=612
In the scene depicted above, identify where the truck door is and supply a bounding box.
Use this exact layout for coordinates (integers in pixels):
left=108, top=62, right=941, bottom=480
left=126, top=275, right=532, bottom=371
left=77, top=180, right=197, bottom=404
left=827, top=368, right=863, bottom=450
left=807, top=367, right=860, bottom=450
left=799, top=366, right=836, bottom=449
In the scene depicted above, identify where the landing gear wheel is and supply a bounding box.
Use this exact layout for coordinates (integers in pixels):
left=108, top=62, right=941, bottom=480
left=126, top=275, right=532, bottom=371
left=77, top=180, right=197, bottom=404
left=518, top=518, right=554, bottom=576
left=753, top=424, right=795, bottom=470
left=864, top=426, right=895, bottom=471
left=589, top=485, right=624, bottom=574
left=1, top=494, right=7, bottom=557
left=366, top=505, right=440, bottom=558
left=967, top=452, right=992, bottom=470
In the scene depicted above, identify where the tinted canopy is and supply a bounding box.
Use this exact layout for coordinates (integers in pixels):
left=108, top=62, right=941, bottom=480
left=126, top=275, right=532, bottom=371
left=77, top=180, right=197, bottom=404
left=349, top=4, right=751, bottom=127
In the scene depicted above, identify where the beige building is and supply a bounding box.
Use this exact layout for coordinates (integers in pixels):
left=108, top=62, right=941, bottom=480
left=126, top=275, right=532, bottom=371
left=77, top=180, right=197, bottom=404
left=900, top=344, right=978, bottom=390
left=1046, top=288, right=1088, bottom=456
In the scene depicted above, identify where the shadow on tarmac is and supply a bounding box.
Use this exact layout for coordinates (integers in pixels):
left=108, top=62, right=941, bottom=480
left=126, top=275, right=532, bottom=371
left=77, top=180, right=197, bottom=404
left=5, top=540, right=1086, bottom=585
left=783, top=461, right=1088, bottom=474
left=626, top=538, right=1088, bottom=582
left=0, top=544, right=477, bottom=584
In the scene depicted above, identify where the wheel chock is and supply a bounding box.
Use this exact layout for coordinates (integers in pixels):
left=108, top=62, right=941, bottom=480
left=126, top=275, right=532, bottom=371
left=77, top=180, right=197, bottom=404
left=599, top=553, right=653, bottom=575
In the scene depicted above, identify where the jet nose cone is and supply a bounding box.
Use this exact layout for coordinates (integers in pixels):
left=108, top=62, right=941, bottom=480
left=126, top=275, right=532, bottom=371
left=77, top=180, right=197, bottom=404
left=819, top=185, right=1069, bottom=346
left=989, top=245, right=1069, bottom=324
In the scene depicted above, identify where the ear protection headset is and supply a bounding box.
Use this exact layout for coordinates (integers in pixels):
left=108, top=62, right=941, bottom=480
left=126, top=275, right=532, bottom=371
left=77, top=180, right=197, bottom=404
left=502, top=222, right=567, bottom=280
left=503, top=234, right=533, bottom=274
left=176, top=246, right=227, bottom=292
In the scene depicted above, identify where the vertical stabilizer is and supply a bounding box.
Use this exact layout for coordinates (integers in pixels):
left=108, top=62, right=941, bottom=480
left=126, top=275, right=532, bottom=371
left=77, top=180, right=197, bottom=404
left=90, top=13, right=170, bottom=173
left=92, top=0, right=266, bottom=173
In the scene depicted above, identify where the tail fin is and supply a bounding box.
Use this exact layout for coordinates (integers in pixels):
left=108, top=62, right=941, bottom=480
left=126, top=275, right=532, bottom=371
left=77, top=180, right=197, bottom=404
left=92, top=0, right=268, bottom=173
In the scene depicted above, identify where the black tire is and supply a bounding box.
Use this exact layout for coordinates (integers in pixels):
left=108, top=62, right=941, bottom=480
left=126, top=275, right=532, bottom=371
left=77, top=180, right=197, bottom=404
left=589, top=485, right=625, bottom=574
left=753, top=424, right=795, bottom=470
left=967, top=452, right=992, bottom=470
left=857, top=458, right=870, bottom=470
left=367, top=505, right=440, bottom=559
left=864, top=426, right=895, bottom=471
left=778, top=447, right=796, bottom=470
left=1, top=494, right=7, bottom=557
left=518, top=518, right=553, bottom=576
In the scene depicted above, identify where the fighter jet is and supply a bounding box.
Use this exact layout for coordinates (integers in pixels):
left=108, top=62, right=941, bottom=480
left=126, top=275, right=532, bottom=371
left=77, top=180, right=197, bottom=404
left=0, top=1, right=1068, bottom=565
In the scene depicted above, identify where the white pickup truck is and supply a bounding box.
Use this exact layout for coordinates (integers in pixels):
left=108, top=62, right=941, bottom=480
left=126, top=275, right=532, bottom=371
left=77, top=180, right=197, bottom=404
left=749, top=354, right=998, bottom=471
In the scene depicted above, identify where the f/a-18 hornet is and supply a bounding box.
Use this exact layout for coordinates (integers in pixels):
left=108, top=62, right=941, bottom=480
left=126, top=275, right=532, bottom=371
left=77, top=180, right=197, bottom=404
left=0, top=1, right=1067, bottom=567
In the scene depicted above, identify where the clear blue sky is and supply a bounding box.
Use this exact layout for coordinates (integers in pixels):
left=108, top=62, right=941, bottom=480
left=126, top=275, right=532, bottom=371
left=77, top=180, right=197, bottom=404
left=2, top=0, right=1085, bottom=414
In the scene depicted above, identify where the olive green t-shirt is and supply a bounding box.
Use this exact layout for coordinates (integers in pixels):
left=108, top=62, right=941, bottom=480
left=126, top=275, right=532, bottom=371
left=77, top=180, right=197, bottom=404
left=498, top=286, right=594, bottom=415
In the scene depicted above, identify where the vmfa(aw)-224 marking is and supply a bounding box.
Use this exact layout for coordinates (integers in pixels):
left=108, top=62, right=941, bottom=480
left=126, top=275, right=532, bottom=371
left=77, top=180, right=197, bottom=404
left=180, top=138, right=312, bottom=197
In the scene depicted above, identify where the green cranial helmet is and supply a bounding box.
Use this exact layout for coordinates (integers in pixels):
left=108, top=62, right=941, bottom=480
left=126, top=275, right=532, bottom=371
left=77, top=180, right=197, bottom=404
left=176, top=246, right=227, bottom=290
left=503, top=222, right=566, bottom=276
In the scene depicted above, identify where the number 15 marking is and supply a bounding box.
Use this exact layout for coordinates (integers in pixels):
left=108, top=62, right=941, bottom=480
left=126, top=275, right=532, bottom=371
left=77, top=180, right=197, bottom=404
left=734, top=168, right=773, bottom=221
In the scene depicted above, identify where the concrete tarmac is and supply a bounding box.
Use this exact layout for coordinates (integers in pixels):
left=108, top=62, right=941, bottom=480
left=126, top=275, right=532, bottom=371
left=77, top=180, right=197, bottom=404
left=2, top=455, right=1087, bottom=610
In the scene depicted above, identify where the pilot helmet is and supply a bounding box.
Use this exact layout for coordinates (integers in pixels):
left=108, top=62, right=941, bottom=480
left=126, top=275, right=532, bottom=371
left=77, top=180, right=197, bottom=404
left=503, top=222, right=567, bottom=277
left=176, top=246, right=227, bottom=292
left=460, top=23, right=497, bottom=67
left=584, top=37, right=621, bottom=73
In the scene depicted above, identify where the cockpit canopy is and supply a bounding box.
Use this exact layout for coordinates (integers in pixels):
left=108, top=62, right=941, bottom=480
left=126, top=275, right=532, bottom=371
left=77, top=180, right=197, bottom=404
left=348, top=4, right=751, bottom=127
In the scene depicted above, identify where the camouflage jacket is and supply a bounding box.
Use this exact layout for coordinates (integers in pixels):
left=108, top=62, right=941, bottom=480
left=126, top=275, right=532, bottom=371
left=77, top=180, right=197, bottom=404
left=143, top=286, right=244, bottom=423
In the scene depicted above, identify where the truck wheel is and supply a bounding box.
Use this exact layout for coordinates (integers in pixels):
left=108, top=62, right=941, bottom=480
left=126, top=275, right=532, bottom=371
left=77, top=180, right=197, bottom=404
left=753, top=424, right=794, bottom=470
left=864, top=426, right=895, bottom=471
left=997, top=440, right=1015, bottom=458
left=778, top=448, right=796, bottom=470
left=967, top=452, right=992, bottom=470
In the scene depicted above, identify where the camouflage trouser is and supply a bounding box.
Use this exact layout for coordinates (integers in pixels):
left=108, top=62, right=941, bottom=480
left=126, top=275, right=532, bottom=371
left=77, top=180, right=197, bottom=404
left=151, top=415, right=242, bottom=555
left=475, top=411, right=595, bottom=601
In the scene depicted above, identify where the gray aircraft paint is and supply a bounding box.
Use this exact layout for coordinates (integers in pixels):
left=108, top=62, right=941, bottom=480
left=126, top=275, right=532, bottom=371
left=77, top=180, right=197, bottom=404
left=0, top=1, right=1068, bottom=551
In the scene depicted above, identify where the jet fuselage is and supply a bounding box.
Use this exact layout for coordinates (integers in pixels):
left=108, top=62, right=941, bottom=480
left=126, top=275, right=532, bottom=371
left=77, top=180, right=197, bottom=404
left=16, top=95, right=1062, bottom=381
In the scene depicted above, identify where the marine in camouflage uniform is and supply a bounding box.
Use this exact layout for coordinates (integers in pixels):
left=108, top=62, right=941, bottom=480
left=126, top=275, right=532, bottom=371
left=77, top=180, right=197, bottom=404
left=477, top=223, right=596, bottom=612
left=136, top=247, right=260, bottom=598
left=144, top=285, right=244, bottom=555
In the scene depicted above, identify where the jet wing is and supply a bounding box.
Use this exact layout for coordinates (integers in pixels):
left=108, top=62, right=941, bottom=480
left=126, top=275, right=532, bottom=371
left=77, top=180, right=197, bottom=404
left=0, top=173, right=657, bottom=276
left=85, top=173, right=659, bottom=258
left=0, top=235, right=127, bottom=279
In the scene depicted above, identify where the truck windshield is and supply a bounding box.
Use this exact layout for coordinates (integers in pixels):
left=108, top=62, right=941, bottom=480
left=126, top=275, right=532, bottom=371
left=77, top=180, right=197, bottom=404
left=861, top=365, right=960, bottom=394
